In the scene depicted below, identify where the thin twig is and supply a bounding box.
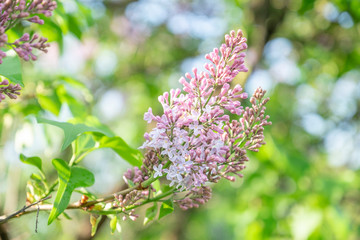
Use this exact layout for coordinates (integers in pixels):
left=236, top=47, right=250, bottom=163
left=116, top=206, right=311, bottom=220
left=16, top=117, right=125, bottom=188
left=0, top=176, right=162, bottom=224
left=0, top=195, right=51, bottom=224
left=35, top=205, right=40, bottom=233
left=0, top=182, right=145, bottom=224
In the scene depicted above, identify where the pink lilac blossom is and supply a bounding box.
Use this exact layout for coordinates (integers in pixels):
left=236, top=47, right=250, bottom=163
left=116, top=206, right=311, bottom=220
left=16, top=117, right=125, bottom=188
left=121, top=30, right=271, bottom=213
left=139, top=29, right=270, bottom=187
left=121, top=30, right=271, bottom=212
left=0, top=0, right=57, bottom=63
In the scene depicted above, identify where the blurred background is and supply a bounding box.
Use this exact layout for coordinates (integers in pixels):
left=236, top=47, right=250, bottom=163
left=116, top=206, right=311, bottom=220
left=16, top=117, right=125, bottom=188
left=1, top=0, right=360, bottom=239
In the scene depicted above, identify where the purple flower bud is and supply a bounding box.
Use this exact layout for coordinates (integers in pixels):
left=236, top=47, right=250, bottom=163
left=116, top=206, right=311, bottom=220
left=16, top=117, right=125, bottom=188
left=19, top=33, right=30, bottom=41
left=0, top=79, right=9, bottom=85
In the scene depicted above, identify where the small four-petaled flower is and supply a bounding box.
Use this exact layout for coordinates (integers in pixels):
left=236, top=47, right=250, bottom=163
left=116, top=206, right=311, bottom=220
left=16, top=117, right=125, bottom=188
left=153, top=164, right=163, bottom=178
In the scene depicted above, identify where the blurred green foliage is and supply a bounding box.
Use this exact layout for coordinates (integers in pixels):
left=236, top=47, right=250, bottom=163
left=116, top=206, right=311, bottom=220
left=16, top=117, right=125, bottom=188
left=0, top=0, right=359, bottom=239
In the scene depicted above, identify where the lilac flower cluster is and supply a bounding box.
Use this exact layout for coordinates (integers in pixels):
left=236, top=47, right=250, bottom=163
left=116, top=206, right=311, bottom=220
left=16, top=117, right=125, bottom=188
left=0, top=79, right=21, bottom=102
left=138, top=29, right=271, bottom=189
left=0, top=0, right=57, bottom=63
left=121, top=30, right=271, bottom=212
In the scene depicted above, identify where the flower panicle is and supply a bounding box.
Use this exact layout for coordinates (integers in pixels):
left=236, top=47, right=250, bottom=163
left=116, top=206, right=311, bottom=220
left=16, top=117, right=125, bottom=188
left=0, top=0, right=57, bottom=63
left=120, top=29, right=271, bottom=218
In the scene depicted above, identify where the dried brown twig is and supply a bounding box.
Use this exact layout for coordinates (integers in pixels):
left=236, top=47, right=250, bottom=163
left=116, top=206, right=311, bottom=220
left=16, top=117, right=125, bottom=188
left=0, top=195, right=52, bottom=224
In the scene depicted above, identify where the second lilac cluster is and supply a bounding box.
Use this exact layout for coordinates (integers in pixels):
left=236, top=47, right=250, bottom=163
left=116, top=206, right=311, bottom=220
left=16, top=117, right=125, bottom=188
left=0, top=0, right=57, bottom=63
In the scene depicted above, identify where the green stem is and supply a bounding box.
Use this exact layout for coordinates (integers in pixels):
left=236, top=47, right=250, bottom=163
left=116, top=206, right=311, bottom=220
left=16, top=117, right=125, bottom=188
left=89, top=187, right=176, bottom=215
left=83, top=160, right=173, bottom=208
left=74, top=147, right=96, bottom=164
left=203, top=90, right=214, bottom=109
left=69, top=141, right=96, bottom=167
left=44, top=179, right=58, bottom=198
left=198, top=89, right=215, bottom=121
left=238, top=101, right=262, bottom=149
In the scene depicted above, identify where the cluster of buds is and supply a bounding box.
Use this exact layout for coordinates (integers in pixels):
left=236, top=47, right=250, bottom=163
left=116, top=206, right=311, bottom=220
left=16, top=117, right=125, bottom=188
left=0, top=79, right=21, bottom=102
left=113, top=191, right=148, bottom=221
left=11, top=33, right=50, bottom=61
left=175, top=186, right=212, bottom=210
left=121, top=30, right=271, bottom=214
left=0, top=0, right=57, bottom=63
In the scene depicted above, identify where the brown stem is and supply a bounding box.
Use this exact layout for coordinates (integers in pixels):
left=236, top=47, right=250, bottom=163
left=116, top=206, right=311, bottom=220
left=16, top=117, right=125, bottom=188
left=0, top=196, right=52, bottom=224
left=75, top=183, right=129, bottom=240
left=0, top=178, right=156, bottom=224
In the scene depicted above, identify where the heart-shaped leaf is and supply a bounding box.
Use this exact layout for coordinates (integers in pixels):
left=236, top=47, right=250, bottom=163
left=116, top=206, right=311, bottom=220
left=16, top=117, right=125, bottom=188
left=36, top=117, right=113, bottom=151
left=48, top=158, right=95, bottom=224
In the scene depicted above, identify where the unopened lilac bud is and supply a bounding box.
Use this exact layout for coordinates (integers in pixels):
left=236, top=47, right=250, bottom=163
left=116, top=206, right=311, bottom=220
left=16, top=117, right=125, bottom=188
left=0, top=79, right=9, bottom=85
left=19, top=33, right=30, bottom=42
left=27, top=16, right=44, bottom=24
left=18, top=12, right=29, bottom=18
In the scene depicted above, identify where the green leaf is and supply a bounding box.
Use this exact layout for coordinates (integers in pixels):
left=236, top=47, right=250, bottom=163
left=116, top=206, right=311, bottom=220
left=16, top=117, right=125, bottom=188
left=161, top=184, right=174, bottom=194
left=55, top=84, right=87, bottom=118
left=48, top=158, right=95, bottom=224
left=67, top=15, right=82, bottom=39
left=60, top=76, right=88, bottom=89
left=152, top=179, right=161, bottom=193
left=110, top=215, right=117, bottom=234
left=36, top=117, right=112, bottom=151
left=62, top=212, right=72, bottom=220
left=95, top=134, right=143, bottom=167
left=37, top=92, right=62, bottom=116
left=30, top=173, right=43, bottom=181
left=144, top=203, right=158, bottom=225
left=0, top=54, right=23, bottom=87
left=29, top=171, right=48, bottom=197
left=20, top=154, right=42, bottom=171
left=158, top=199, right=174, bottom=220
left=107, top=214, right=121, bottom=234
left=90, top=215, right=101, bottom=237
left=126, top=179, right=136, bottom=188
left=75, top=133, right=96, bottom=156
left=40, top=17, right=64, bottom=52
left=27, top=177, right=47, bottom=200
